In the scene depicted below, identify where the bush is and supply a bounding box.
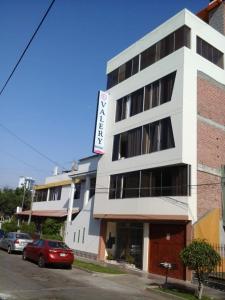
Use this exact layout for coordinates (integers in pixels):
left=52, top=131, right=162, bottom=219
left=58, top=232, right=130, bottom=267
left=2, top=219, right=18, bottom=232
left=180, top=239, right=221, bottom=299
left=42, top=218, right=63, bottom=237
left=41, top=234, right=63, bottom=241
left=20, top=222, right=36, bottom=234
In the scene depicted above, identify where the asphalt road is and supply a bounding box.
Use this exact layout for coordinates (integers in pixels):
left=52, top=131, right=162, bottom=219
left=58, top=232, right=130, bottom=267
left=0, top=250, right=170, bottom=300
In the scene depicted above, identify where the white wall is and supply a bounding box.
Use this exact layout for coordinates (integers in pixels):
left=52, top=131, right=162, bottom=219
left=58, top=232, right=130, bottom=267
left=94, top=8, right=225, bottom=222
left=65, top=197, right=100, bottom=255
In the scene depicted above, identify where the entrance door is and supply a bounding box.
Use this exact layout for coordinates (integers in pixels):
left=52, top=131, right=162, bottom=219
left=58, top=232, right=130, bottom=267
left=149, top=224, right=186, bottom=280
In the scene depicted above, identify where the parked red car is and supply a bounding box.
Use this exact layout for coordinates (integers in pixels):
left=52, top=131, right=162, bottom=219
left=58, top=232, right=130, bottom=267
left=22, top=239, right=74, bottom=269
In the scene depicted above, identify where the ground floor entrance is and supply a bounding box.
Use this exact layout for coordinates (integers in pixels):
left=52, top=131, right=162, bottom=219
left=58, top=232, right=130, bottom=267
left=149, top=223, right=186, bottom=280
left=101, top=220, right=189, bottom=280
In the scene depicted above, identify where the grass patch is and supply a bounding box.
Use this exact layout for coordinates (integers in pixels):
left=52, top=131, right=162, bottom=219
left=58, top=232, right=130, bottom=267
left=159, top=288, right=212, bottom=300
left=73, top=259, right=126, bottom=274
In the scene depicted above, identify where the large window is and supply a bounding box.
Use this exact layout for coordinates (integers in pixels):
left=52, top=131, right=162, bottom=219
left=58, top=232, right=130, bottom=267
left=107, top=26, right=190, bottom=89
left=196, top=36, right=224, bottom=69
left=107, top=55, right=139, bottom=89
left=115, top=71, right=176, bottom=122
left=34, top=189, right=48, bottom=202
left=74, top=182, right=81, bottom=200
left=112, top=117, right=175, bottom=161
left=49, top=186, right=62, bottom=201
left=109, top=165, right=190, bottom=199
left=140, top=26, right=190, bottom=70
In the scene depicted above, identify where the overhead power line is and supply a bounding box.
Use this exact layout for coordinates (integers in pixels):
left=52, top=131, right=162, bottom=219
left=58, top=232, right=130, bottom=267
left=0, top=122, right=65, bottom=170
left=0, top=0, right=56, bottom=96
left=0, top=0, right=67, bottom=171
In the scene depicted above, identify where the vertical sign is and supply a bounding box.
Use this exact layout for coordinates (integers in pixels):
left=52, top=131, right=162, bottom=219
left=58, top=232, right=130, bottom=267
left=93, top=90, right=109, bottom=154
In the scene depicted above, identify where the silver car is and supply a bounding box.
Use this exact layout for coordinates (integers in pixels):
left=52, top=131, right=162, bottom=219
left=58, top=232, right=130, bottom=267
left=0, top=232, right=33, bottom=254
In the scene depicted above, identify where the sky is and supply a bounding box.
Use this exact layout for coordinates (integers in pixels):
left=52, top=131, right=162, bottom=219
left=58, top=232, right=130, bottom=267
left=0, top=0, right=207, bottom=188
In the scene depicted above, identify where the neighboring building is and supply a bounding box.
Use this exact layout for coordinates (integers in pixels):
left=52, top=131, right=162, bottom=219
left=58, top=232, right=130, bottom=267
left=16, top=155, right=101, bottom=259
left=18, top=176, right=35, bottom=190
left=93, top=1, right=225, bottom=280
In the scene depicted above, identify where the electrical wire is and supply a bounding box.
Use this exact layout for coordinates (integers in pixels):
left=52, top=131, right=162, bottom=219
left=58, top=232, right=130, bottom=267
left=0, top=0, right=56, bottom=96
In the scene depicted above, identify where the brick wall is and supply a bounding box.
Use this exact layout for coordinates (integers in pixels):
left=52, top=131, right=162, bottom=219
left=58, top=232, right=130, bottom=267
left=197, top=72, right=225, bottom=218
left=197, top=121, right=225, bottom=169
left=197, top=73, right=225, bottom=125
left=197, top=171, right=221, bottom=218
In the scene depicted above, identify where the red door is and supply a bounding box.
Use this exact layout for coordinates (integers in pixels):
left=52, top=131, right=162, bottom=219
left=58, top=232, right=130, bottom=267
left=149, top=224, right=186, bottom=280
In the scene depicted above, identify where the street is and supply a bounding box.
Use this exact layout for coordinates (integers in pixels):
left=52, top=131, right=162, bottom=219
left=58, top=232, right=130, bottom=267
left=0, top=250, right=169, bottom=300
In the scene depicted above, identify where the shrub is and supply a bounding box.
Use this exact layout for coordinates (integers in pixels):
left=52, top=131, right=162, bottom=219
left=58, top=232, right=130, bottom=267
left=2, top=219, right=18, bottom=232
left=180, top=239, right=221, bottom=299
left=42, top=218, right=62, bottom=236
left=20, top=222, right=36, bottom=234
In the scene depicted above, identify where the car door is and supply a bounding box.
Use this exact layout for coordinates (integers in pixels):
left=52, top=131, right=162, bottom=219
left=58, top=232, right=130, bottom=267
left=25, top=240, right=40, bottom=260
left=1, top=233, right=9, bottom=250
left=32, top=240, right=44, bottom=262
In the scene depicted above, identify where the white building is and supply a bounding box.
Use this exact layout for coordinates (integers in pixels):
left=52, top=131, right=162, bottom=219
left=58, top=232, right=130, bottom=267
left=17, top=155, right=101, bottom=259
left=18, top=176, right=35, bottom=190
left=93, top=1, right=225, bottom=280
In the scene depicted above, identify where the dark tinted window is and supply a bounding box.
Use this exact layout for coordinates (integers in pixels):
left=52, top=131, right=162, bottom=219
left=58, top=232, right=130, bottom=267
left=109, top=165, right=189, bottom=199
left=141, top=26, right=190, bottom=71
left=115, top=71, right=176, bottom=122
left=113, top=117, right=175, bottom=161
left=130, top=89, right=144, bottom=116
left=16, top=233, right=31, bottom=240
left=197, top=36, right=224, bottom=69
left=48, top=241, right=69, bottom=249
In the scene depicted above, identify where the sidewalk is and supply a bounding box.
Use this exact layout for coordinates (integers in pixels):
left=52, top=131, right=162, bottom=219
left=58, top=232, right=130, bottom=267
left=74, top=256, right=225, bottom=300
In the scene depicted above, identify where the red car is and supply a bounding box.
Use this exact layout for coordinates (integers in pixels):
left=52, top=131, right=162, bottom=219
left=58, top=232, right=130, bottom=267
left=22, top=239, right=74, bottom=269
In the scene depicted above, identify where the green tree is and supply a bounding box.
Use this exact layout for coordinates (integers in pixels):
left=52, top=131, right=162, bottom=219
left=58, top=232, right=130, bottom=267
left=2, top=218, right=18, bottom=232
left=0, top=187, right=31, bottom=218
left=41, top=218, right=63, bottom=240
left=180, top=239, right=221, bottom=299
left=20, top=222, right=36, bottom=234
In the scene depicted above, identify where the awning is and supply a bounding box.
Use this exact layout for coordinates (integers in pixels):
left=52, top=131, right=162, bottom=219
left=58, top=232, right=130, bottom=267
left=16, top=209, right=79, bottom=218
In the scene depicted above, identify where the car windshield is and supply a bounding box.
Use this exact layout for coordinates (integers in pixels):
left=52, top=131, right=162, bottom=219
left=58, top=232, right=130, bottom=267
left=16, top=233, right=31, bottom=240
left=47, top=241, right=69, bottom=249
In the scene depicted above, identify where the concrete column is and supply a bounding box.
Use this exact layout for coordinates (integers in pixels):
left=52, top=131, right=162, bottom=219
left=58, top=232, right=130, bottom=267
left=46, top=188, right=50, bottom=202
left=83, top=176, right=90, bottom=208
left=67, top=182, right=76, bottom=223
left=142, top=223, right=149, bottom=272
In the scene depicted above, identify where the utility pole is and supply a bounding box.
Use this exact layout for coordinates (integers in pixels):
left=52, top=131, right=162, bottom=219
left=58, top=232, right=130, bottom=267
left=28, top=190, right=35, bottom=225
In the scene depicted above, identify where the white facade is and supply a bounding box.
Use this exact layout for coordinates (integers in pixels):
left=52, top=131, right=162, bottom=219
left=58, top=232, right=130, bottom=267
left=94, top=8, right=225, bottom=222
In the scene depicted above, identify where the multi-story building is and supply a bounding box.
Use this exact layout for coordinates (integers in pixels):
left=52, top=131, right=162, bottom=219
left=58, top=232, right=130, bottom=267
left=93, top=0, right=225, bottom=280
left=17, top=155, right=101, bottom=260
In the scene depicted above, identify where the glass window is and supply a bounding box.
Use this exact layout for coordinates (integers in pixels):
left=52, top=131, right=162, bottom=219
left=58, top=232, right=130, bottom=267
left=130, top=88, right=144, bottom=117
left=34, top=189, right=48, bottom=202
left=140, top=44, right=156, bottom=70
left=160, top=117, right=175, bottom=150
left=74, top=183, right=81, bottom=199
left=109, top=165, right=189, bottom=199
left=89, top=177, right=96, bottom=199
left=197, top=36, right=224, bottom=69
left=107, top=68, right=119, bottom=89
left=115, top=97, right=127, bottom=122
left=160, top=72, right=176, bottom=104
left=48, top=241, right=69, bottom=249
left=49, top=186, right=62, bottom=201
left=123, top=172, right=140, bottom=198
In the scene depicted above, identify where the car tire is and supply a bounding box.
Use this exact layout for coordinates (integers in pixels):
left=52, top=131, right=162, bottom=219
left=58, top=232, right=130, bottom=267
left=7, top=246, right=11, bottom=254
left=65, top=264, right=72, bottom=270
left=22, top=251, right=27, bottom=260
left=38, top=256, right=45, bottom=268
